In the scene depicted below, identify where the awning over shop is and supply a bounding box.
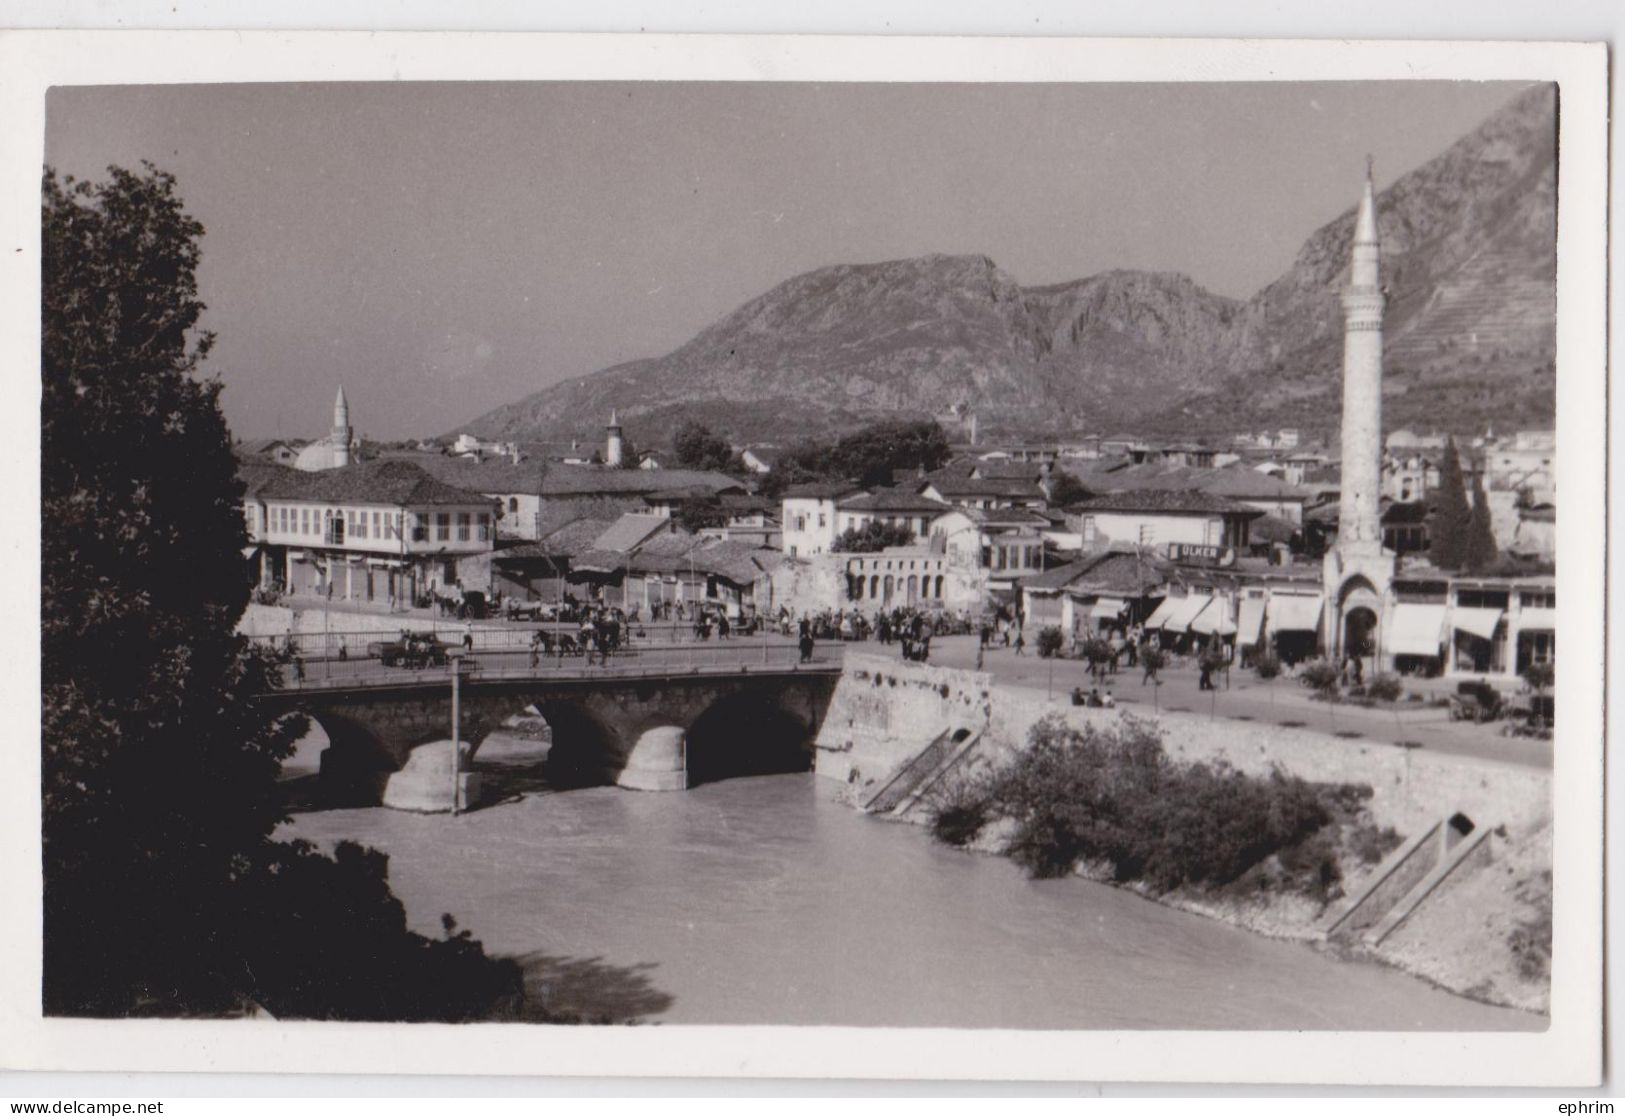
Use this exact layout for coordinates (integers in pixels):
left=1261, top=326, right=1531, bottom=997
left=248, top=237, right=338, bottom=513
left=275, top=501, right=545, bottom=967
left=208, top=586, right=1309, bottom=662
left=1088, top=596, right=1129, bottom=621
left=1451, top=607, right=1505, bottom=642
left=241, top=545, right=260, bottom=559
left=1517, top=607, right=1557, bottom=631
left=287, top=550, right=308, bottom=562
left=1190, top=599, right=1237, bottom=637
left=1236, top=598, right=1267, bottom=647
left=1143, top=595, right=1181, bottom=629
left=366, top=558, right=406, bottom=569
left=1161, top=594, right=1213, bottom=634
left=1269, top=594, right=1324, bottom=634
left=1388, top=603, right=1447, bottom=657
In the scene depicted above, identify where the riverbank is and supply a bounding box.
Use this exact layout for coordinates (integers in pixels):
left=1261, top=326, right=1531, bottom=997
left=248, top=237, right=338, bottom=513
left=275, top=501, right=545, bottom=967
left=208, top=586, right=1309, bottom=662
left=816, top=653, right=1553, bottom=1015
left=282, top=769, right=1535, bottom=1030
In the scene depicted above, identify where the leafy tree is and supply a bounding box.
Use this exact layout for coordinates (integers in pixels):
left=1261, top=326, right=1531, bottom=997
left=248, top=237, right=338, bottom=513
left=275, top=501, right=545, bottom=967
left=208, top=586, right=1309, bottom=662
left=765, top=420, right=952, bottom=494
left=1045, top=469, right=1092, bottom=509
left=1429, top=437, right=1470, bottom=569
left=674, top=494, right=726, bottom=534
left=832, top=520, right=915, bottom=553
left=1464, top=468, right=1500, bottom=571
left=42, top=165, right=518, bottom=1018
left=1035, top=626, right=1065, bottom=659
left=673, top=420, right=736, bottom=472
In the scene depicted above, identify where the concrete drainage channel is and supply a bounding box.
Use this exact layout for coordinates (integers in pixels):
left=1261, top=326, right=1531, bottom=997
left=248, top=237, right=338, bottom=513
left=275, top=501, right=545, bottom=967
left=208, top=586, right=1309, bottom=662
left=1323, top=812, right=1493, bottom=947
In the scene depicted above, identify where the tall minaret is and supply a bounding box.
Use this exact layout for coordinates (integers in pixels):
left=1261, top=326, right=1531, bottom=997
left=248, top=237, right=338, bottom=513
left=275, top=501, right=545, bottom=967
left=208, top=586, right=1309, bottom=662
left=1336, top=163, right=1384, bottom=555
left=332, top=384, right=353, bottom=467
left=605, top=409, right=624, bottom=467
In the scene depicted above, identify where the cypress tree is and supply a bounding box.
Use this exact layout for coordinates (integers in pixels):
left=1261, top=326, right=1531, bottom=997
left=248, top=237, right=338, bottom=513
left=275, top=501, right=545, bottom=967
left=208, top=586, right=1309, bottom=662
left=1429, top=437, right=1470, bottom=569
left=1464, top=465, right=1500, bottom=571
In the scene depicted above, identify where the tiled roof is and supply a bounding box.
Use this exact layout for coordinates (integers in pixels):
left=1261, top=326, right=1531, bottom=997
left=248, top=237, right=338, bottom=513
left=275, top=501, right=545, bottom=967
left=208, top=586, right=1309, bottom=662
left=836, top=490, right=952, bottom=514
left=1075, top=489, right=1261, bottom=517
left=254, top=459, right=495, bottom=507
left=783, top=481, right=865, bottom=500
left=386, top=452, right=551, bottom=495
left=511, top=517, right=619, bottom=558
left=1022, top=549, right=1167, bottom=595
left=541, top=465, right=742, bottom=497
left=592, top=513, right=675, bottom=553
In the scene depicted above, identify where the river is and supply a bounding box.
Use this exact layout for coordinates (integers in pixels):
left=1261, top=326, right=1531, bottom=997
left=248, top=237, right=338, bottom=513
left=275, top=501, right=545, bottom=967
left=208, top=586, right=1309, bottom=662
left=279, top=737, right=1537, bottom=1031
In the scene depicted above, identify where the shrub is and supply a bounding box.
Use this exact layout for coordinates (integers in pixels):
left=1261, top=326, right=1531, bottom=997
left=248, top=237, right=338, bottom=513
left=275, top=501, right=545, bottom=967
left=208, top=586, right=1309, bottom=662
left=927, top=767, right=994, bottom=847
left=1522, top=661, right=1554, bottom=695
left=1139, top=646, right=1168, bottom=677
left=1252, top=650, right=1282, bottom=680
left=983, top=714, right=1340, bottom=893
left=1298, top=658, right=1342, bottom=698
left=1035, top=626, right=1065, bottom=659
left=1365, top=673, right=1403, bottom=702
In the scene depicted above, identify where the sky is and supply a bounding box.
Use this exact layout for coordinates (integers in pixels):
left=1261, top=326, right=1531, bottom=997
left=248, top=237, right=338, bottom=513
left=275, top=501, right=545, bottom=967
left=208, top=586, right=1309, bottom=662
left=44, top=80, right=1533, bottom=441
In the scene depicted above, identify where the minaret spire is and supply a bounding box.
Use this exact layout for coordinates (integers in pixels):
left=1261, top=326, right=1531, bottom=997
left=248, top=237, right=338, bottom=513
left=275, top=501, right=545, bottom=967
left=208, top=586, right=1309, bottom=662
left=1337, top=165, right=1385, bottom=555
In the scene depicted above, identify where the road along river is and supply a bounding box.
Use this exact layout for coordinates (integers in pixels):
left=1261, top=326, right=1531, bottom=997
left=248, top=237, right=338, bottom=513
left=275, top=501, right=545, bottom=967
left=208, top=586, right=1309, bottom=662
left=281, top=749, right=1539, bottom=1031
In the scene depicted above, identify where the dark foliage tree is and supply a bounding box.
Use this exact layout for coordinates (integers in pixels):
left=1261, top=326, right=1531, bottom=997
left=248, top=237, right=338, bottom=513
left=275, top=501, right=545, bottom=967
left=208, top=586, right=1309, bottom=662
left=1464, top=468, right=1500, bottom=571
left=760, top=420, right=951, bottom=496
left=1428, top=437, right=1470, bottom=570
left=41, top=165, right=519, bottom=1019
left=674, top=495, right=726, bottom=534
left=832, top=520, right=915, bottom=553
left=1044, top=469, right=1092, bottom=509
left=673, top=420, right=737, bottom=472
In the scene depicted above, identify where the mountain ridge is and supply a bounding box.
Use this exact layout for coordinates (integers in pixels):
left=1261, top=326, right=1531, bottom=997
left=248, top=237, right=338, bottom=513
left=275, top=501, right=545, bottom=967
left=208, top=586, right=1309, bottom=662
left=458, top=84, right=1556, bottom=447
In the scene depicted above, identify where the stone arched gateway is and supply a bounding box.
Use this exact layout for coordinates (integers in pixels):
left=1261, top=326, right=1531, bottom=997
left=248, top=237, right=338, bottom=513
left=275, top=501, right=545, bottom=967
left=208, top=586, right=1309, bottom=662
left=1334, top=574, right=1384, bottom=668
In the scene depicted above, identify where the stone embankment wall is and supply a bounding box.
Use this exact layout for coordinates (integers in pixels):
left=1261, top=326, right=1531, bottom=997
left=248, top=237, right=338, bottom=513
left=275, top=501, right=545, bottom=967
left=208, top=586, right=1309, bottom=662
left=812, top=657, right=1554, bottom=1013
left=815, top=658, right=1551, bottom=840
left=813, top=652, right=993, bottom=799
left=985, top=696, right=1551, bottom=842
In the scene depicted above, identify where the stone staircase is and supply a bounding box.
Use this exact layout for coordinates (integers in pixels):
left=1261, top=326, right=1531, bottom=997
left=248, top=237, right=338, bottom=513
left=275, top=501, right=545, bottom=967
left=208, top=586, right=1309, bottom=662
left=862, top=727, right=979, bottom=816
left=1322, top=812, right=1495, bottom=947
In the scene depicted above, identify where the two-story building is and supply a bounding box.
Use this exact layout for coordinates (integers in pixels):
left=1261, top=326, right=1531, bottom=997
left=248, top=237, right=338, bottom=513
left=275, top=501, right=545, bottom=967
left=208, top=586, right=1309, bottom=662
left=780, top=481, right=864, bottom=557
left=834, top=489, right=951, bottom=542
left=1071, top=489, right=1262, bottom=553
left=242, top=459, right=498, bottom=607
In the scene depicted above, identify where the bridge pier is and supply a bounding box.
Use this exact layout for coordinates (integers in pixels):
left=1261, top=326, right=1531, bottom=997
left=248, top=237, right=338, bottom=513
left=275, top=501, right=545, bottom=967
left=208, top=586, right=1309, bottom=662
left=617, top=726, right=688, bottom=792
left=379, top=739, right=482, bottom=813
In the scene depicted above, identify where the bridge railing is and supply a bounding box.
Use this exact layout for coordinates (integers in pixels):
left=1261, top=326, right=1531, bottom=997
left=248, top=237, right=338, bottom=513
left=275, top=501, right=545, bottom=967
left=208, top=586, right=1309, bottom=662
left=262, top=636, right=842, bottom=691
left=244, top=622, right=792, bottom=662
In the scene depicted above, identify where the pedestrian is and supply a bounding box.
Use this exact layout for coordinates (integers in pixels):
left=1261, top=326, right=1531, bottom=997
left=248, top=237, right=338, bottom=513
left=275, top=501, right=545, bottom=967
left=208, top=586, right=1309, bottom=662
left=799, top=630, right=815, bottom=664
left=1014, top=631, right=1025, bottom=656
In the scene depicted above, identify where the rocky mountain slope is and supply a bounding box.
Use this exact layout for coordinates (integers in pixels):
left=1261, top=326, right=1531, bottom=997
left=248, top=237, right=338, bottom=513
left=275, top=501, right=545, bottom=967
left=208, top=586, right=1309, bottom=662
left=460, top=84, right=1555, bottom=446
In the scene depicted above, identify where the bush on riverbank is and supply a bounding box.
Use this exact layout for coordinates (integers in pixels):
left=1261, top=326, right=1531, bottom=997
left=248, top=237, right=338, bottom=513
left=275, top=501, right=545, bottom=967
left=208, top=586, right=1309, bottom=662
left=939, top=714, right=1379, bottom=900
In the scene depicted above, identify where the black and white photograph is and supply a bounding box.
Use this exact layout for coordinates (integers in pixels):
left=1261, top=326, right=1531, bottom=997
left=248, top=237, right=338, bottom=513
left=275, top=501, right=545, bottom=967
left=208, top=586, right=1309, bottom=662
left=0, top=30, right=1606, bottom=1090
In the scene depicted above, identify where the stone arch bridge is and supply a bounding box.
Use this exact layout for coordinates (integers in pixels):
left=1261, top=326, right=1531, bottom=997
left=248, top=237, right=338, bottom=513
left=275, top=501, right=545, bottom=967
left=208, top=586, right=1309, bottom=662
left=255, top=651, right=841, bottom=810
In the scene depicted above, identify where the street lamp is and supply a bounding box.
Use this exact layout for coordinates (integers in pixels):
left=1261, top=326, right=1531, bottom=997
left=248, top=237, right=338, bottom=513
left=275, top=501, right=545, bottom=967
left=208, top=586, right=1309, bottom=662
left=448, top=647, right=465, bottom=815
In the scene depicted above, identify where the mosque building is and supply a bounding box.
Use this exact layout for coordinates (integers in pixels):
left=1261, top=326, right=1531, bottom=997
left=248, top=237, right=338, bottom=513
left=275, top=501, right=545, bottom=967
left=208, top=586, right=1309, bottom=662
left=294, top=385, right=358, bottom=471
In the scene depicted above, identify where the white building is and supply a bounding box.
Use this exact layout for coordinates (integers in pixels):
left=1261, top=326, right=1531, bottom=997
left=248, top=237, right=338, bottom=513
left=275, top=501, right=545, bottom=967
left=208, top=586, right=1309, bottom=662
left=780, top=482, right=862, bottom=558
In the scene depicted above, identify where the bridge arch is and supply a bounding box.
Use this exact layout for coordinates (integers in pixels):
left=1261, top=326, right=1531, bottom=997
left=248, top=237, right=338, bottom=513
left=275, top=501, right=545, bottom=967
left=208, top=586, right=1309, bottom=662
left=683, top=690, right=818, bottom=787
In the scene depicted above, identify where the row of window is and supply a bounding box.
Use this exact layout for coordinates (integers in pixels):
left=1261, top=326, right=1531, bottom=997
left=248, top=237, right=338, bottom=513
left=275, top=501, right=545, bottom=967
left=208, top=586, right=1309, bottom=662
left=265, top=505, right=491, bottom=545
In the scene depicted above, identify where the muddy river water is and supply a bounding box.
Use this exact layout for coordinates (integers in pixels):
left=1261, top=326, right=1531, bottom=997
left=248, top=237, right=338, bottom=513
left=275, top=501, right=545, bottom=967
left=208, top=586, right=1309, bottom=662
left=281, top=743, right=1538, bottom=1031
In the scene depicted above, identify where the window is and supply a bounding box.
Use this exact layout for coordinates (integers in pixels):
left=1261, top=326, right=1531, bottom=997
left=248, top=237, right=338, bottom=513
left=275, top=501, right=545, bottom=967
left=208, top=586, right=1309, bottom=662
left=325, top=514, right=345, bottom=545
left=436, top=513, right=450, bottom=542
left=456, top=513, right=472, bottom=542
left=793, top=515, right=806, bottom=532
left=477, top=513, right=491, bottom=541
left=410, top=514, right=428, bottom=543
left=372, top=511, right=381, bottom=536
left=354, top=511, right=367, bottom=539
left=789, top=545, right=798, bottom=557
left=508, top=497, right=518, bottom=514
left=818, top=513, right=826, bottom=528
